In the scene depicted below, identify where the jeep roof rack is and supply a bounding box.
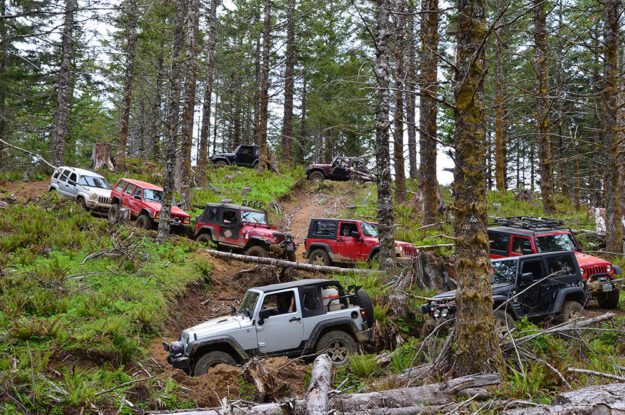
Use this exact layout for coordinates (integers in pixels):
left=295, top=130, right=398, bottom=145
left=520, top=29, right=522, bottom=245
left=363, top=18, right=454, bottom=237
left=492, top=216, right=565, bottom=230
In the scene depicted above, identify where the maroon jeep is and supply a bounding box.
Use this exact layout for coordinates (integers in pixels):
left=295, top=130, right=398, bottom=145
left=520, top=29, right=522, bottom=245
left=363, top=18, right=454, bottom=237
left=194, top=202, right=296, bottom=260
left=306, top=156, right=373, bottom=182
left=303, top=218, right=418, bottom=266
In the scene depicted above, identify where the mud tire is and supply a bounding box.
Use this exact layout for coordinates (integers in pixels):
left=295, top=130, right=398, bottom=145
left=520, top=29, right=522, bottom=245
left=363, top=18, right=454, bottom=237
left=193, top=351, right=237, bottom=376
left=308, top=249, right=331, bottom=266
left=596, top=288, right=619, bottom=309
left=245, top=245, right=268, bottom=257
left=196, top=233, right=212, bottom=244
left=77, top=196, right=90, bottom=211
left=558, top=300, right=584, bottom=323
left=214, top=160, right=228, bottom=168
left=107, top=204, right=120, bottom=224
left=355, top=288, right=374, bottom=327
left=308, top=171, right=325, bottom=182
left=315, top=331, right=356, bottom=366
left=135, top=214, right=154, bottom=230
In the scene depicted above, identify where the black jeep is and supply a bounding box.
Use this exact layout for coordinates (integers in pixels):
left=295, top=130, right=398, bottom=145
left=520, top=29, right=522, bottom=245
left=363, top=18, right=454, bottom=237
left=420, top=252, right=589, bottom=336
left=210, top=144, right=260, bottom=168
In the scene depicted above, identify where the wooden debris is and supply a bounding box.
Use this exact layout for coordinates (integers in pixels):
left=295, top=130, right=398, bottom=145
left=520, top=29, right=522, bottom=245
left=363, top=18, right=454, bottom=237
left=305, top=354, right=333, bottom=415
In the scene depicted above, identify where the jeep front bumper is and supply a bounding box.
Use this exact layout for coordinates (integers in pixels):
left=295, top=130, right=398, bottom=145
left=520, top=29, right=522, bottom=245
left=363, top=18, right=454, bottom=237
left=356, top=328, right=373, bottom=343
left=167, top=355, right=191, bottom=371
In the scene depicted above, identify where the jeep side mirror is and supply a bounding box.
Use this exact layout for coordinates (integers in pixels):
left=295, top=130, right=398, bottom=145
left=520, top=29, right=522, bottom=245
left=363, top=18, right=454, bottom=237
left=519, top=272, right=534, bottom=284
left=258, top=309, right=271, bottom=325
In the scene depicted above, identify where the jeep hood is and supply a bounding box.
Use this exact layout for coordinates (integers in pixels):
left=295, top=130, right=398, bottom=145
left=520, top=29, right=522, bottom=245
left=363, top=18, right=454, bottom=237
left=212, top=152, right=235, bottom=159
left=432, top=283, right=514, bottom=302
left=143, top=201, right=190, bottom=218
left=574, top=251, right=611, bottom=267
left=182, top=315, right=248, bottom=340
left=82, top=187, right=112, bottom=198
left=245, top=225, right=283, bottom=239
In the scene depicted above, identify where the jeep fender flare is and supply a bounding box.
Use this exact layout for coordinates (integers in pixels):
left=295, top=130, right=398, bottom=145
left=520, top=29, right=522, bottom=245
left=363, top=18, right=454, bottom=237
left=111, top=197, right=121, bottom=205
left=211, top=157, right=230, bottom=165
left=303, top=318, right=361, bottom=353
left=188, top=337, right=249, bottom=364
left=553, top=287, right=588, bottom=313
left=195, top=226, right=217, bottom=240
left=138, top=208, right=155, bottom=218
left=492, top=295, right=519, bottom=319
left=308, top=243, right=333, bottom=255
left=367, top=246, right=380, bottom=261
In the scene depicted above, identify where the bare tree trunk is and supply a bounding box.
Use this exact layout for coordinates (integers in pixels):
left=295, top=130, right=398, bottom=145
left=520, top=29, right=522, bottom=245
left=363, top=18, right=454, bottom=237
left=280, top=0, right=296, bottom=165
left=117, top=0, right=139, bottom=171
left=603, top=0, right=622, bottom=254
left=180, top=0, right=200, bottom=210
left=374, top=0, right=395, bottom=271
left=452, top=0, right=504, bottom=376
left=212, top=91, right=219, bottom=155
left=534, top=0, right=556, bottom=214
left=0, top=0, right=7, bottom=169
left=405, top=4, right=417, bottom=180
left=419, top=0, right=439, bottom=225
left=494, top=0, right=506, bottom=192
left=50, top=0, right=77, bottom=166
left=252, top=9, right=262, bottom=145
left=150, top=46, right=165, bottom=161
left=198, top=0, right=219, bottom=181
left=392, top=0, right=406, bottom=203
left=157, top=0, right=186, bottom=241
left=256, top=0, right=271, bottom=172
left=298, top=68, right=308, bottom=164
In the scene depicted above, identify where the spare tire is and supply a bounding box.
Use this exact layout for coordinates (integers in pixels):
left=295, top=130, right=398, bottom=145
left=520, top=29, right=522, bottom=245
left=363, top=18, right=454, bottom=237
left=355, top=288, right=374, bottom=327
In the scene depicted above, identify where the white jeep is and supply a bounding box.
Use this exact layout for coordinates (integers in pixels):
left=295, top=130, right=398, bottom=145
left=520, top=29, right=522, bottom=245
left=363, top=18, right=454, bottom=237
left=49, top=166, right=112, bottom=212
left=164, top=279, right=374, bottom=375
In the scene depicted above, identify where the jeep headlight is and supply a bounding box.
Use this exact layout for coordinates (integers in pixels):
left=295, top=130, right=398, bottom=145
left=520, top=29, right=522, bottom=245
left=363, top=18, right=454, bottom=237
left=170, top=341, right=184, bottom=356
left=433, top=309, right=441, bottom=318
left=607, top=265, right=612, bottom=273
left=89, top=193, right=97, bottom=200
left=441, top=309, right=449, bottom=318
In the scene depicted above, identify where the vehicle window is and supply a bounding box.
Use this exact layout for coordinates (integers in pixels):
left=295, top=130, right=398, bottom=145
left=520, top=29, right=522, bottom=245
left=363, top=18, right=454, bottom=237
left=52, top=169, right=60, bottom=179
left=261, top=290, right=296, bottom=315
left=492, top=259, right=518, bottom=284
left=311, top=220, right=337, bottom=237
left=520, top=259, right=543, bottom=279
left=546, top=254, right=575, bottom=276
left=535, top=234, right=577, bottom=253
left=133, top=187, right=142, bottom=198
left=489, top=232, right=509, bottom=253
left=59, top=169, right=70, bottom=182
left=124, top=184, right=135, bottom=195
left=361, top=222, right=378, bottom=237
left=114, top=180, right=126, bottom=191
left=143, top=189, right=163, bottom=202
left=512, top=237, right=533, bottom=254
left=69, top=173, right=77, bottom=183
left=302, top=289, right=322, bottom=311
left=238, top=146, right=252, bottom=156
left=78, top=175, right=110, bottom=189
left=223, top=209, right=239, bottom=225
left=241, top=210, right=267, bottom=225
left=340, top=222, right=359, bottom=237
left=239, top=291, right=259, bottom=318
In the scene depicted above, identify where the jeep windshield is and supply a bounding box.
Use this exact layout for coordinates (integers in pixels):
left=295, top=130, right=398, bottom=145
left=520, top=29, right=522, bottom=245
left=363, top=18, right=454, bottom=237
left=362, top=222, right=378, bottom=237
left=492, top=259, right=518, bottom=285
left=241, top=211, right=267, bottom=225
left=78, top=176, right=110, bottom=189
left=535, top=233, right=578, bottom=253
left=239, top=290, right=259, bottom=318
left=144, top=189, right=163, bottom=202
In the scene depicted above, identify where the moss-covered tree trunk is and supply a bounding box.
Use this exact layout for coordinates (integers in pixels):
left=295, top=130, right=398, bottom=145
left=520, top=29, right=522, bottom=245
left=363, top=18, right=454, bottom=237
left=452, top=0, right=504, bottom=376
left=419, top=0, right=439, bottom=225
left=374, top=0, right=395, bottom=271
left=494, top=0, right=506, bottom=192
left=280, top=0, right=296, bottom=164
left=533, top=0, right=556, bottom=214
left=392, top=0, right=406, bottom=203
left=603, top=0, right=622, bottom=254
left=257, top=0, right=271, bottom=171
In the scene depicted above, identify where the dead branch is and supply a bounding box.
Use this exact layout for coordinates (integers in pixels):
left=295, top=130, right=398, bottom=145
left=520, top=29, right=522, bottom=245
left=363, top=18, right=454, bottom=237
left=567, top=367, right=625, bottom=382
left=0, top=137, right=56, bottom=170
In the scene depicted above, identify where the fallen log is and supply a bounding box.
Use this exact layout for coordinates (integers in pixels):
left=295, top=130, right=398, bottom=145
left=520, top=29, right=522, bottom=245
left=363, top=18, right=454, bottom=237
left=306, top=354, right=332, bottom=415
left=205, top=249, right=379, bottom=275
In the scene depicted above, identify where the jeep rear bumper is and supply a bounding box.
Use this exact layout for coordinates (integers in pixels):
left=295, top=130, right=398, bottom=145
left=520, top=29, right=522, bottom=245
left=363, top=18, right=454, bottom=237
left=167, top=355, right=191, bottom=371
left=356, top=328, right=373, bottom=343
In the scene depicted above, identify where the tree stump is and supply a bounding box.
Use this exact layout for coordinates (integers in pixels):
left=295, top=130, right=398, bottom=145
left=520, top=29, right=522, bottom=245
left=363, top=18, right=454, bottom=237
left=91, top=143, right=115, bottom=170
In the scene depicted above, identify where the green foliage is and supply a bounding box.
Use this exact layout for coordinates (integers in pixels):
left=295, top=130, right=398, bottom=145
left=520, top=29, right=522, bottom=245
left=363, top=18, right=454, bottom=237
left=348, top=353, right=379, bottom=378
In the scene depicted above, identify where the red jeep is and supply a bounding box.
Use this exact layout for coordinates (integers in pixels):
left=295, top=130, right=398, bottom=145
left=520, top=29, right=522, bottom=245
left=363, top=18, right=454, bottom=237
left=303, top=218, right=418, bottom=266
left=108, top=178, right=191, bottom=230
left=194, top=202, right=296, bottom=260
left=488, top=217, right=622, bottom=308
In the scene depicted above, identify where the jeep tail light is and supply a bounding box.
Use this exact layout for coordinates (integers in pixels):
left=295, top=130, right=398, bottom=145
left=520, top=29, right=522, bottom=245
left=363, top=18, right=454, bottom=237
left=361, top=309, right=366, bottom=319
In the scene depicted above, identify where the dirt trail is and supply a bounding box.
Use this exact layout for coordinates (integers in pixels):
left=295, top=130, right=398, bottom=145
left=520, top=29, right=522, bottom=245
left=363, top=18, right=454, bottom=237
left=0, top=180, right=49, bottom=202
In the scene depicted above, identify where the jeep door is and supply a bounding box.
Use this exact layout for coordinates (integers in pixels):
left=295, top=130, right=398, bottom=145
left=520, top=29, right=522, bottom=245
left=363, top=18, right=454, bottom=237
left=335, top=221, right=365, bottom=261
left=129, top=187, right=143, bottom=216
left=256, top=289, right=304, bottom=353
left=236, top=146, right=255, bottom=166
left=56, top=168, right=71, bottom=197
left=219, top=208, right=242, bottom=244
left=65, top=172, right=79, bottom=198
left=516, top=257, right=551, bottom=315
left=122, top=184, right=137, bottom=216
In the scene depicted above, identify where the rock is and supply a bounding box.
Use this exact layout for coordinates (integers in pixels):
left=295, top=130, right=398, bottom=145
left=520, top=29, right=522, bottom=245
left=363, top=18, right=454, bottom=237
left=224, top=175, right=234, bottom=180
left=242, top=187, right=251, bottom=196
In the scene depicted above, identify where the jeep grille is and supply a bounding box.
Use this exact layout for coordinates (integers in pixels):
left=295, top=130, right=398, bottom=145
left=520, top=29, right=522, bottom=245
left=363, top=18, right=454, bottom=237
left=98, top=196, right=111, bottom=205
left=586, top=265, right=608, bottom=277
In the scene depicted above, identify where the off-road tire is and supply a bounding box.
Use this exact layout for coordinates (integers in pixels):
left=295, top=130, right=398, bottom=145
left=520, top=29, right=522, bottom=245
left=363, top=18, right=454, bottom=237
left=107, top=204, right=120, bottom=224
left=214, top=160, right=228, bottom=168
left=596, top=288, right=620, bottom=309
left=493, top=310, right=514, bottom=339
left=196, top=233, right=212, bottom=244
left=245, top=245, right=268, bottom=257
left=315, top=331, right=356, bottom=366
left=135, top=214, right=154, bottom=230
left=286, top=251, right=296, bottom=262
left=193, top=351, right=237, bottom=376
left=308, top=171, right=325, bottom=182
left=308, top=249, right=331, bottom=266
left=77, top=196, right=90, bottom=211
left=355, top=288, right=374, bottom=327
left=558, top=300, right=584, bottom=323
left=368, top=251, right=379, bottom=264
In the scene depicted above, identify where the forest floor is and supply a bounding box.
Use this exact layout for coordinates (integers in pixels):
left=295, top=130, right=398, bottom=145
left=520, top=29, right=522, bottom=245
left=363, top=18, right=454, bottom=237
left=0, top=179, right=49, bottom=202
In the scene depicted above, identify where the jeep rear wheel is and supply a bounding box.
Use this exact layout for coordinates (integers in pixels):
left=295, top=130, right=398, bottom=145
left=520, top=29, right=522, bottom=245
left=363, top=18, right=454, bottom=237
left=214, top=160, right=228, bottom=167
left=493, top=310, right=514, bottom=339
left=135, top=214, right=154, bottom=230
left=308, top=171, right=325, bottom=182
left=193, top=351, right=237, bottom=376
left=309, top=249, right=331, bottom=266
left=246, top=245, right=268, bottom=257
left=559, top=300, right=584, bottom=323
left=315, top=331, right=356, bottom=366
left=355, top=288, right=374, bottom=327
left=107, top=204, right=120, bottom=224
left=596, top=288, right=620, bottom=309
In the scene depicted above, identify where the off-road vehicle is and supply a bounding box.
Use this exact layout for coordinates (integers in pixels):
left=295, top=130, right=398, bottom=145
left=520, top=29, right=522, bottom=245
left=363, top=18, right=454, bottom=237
left=420, top=252, right=589, bottom=336
left=194, top=201, right=296, bottom=260
left=303, top=218, right=418, bottom=266
left=488, top=217, right=621, bottom=309
left=164, top=279, right=374, bottom=375
left=49, top=166, right=112, bottom=212
left=210, top=144, right=259, bottom=168
left=108, top=178, right=191, bottom=230
left=306, top=156, right=373, bottom=182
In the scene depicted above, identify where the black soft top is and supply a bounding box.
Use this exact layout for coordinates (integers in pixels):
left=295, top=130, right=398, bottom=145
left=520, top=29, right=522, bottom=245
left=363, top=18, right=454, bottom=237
left=203, top=202, right=263, bottom=213
left=252, top=279, right=339, bottom=293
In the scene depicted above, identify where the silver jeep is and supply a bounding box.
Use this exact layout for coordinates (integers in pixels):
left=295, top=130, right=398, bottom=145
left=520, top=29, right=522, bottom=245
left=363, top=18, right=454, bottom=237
left=164, top=279, right=374, bottom=376
left=49, top=166, right=112, bottom=212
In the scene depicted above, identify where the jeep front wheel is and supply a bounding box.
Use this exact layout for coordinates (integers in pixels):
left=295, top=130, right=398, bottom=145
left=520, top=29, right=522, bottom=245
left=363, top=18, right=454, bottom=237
left=107, top=204, right=120, bottom=223
left=308, top=171, right=325, bottom=182
left=596, top=288, right=620, bottom=309
left=193, top=351, right=237, bottom=376
left=77, top=196, right=90, bottom=211
left=315, top=331, right=356, bottom=366
left=214, top=160, right=228, bottom=168
left=135, top=214, right=154, bottom=230
left=309, top=249, right=331, bottom=266
left=493, top=310, right=514, bottom=339
left=246, top=245, right=268, bottom=257
left=559, top=300, right=584, bottom=323
left=196, top=233, right=212, bottom=244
